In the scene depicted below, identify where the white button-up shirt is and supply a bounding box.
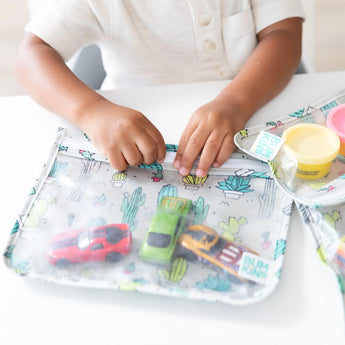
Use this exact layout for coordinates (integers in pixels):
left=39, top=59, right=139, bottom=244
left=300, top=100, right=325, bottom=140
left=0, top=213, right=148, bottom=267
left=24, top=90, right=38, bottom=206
left=26, top=0, right=305, bottom=89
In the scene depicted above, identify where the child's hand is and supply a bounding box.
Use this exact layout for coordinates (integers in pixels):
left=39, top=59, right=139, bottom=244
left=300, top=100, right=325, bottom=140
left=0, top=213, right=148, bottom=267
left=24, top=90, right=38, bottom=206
left=173, top=98, right=245, bottom=177
left=80, top=98, right=166, bottom=171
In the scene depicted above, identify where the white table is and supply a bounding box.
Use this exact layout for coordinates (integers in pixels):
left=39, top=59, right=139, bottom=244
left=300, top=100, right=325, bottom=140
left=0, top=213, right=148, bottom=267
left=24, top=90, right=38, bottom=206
left=1, top=72, right=345, bottom=344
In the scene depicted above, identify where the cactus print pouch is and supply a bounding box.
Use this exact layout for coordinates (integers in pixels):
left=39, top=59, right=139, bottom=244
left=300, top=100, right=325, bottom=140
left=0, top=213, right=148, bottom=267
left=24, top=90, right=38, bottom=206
left=234, top=89, right=345, bottom=307
left=234, top=89, right=345, bottom=209
left=4, top=127, right=294, bottom=305
left=296, top=202, right=345, bottom=310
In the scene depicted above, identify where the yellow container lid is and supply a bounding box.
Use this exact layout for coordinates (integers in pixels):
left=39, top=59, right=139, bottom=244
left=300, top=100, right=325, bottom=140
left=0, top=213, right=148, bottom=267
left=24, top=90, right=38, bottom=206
left=282, top=123, right=340, bottom=165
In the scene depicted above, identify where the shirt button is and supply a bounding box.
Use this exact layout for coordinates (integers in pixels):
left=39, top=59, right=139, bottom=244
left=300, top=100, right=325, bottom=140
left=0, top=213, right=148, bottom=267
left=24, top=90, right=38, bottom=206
left=199, top=14, right=212, bottom=27
left=203, top=40, right=217, bottom=54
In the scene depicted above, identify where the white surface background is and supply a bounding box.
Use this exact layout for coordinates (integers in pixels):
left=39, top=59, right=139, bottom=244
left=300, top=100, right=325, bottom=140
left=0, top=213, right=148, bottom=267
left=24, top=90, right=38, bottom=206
left=1, top=72, right=345, bottom=344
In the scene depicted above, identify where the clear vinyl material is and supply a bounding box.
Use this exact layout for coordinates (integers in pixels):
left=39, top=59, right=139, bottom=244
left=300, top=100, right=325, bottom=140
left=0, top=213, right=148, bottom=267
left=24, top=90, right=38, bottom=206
left=297, top=202, right=345, bottom=301
left=234, top=89, right=345, bottom=208
left=4, top=128, right=293, bottom=305
left=235, top=88, right=345, bottom=305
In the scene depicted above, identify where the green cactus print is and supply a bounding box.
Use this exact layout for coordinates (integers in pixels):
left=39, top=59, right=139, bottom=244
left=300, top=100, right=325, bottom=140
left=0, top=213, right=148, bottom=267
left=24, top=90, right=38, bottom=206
left=157, top=184, right=178, bottom=205
left=23, top=198, right=52, bottom=228
left=119, top=279, right=148, bottom=292
left=317, top=244, right=328, bottom=264
left=49, top=159, right=68, bottom=178
left=337, top=274, right=345, bottom=294
left=10, top=220, right=19, bottom=234
left=218, top=216, right=246, bottom=242
left=323, top=210, right=341, bottom=228
left=159, top=257, right=188, bottom=283
left=196, top=274, right=231, bottom=292
left=4, top=245, right=15, bottom=260
left=121, top=187, right=146, bottom=231
left=192, top=196, right=209, bottom=224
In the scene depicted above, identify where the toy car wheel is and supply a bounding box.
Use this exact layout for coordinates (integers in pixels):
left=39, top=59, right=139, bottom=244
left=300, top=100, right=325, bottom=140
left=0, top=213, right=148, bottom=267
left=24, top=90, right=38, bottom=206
left=55, top=259, right=70, bottom=267
left=175, top=246, right=197, bottom=262
left=106, top=252, right=123, bottom=262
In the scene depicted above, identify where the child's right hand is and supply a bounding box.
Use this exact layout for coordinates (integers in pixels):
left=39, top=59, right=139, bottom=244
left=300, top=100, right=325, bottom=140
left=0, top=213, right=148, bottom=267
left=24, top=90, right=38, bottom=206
left=79, top=97, right=166, bottom=171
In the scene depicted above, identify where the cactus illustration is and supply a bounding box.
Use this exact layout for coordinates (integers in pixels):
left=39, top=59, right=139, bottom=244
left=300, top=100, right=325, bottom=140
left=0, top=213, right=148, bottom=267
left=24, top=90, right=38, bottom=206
left=218, top=216, right=246, bottom=241
left=337, top=274, right=345, bottom=294
left=268, top=160, right=279, bottom=178
left=239, top=129, right=248, bottom=139
left=112, top=171, right=127, bottom=188
left=138, top=162, right=163, bottom=182
left=151, top=170, right=163, bottom=182
left=119, top=279, right=147, bottom=292
left=4, top=245, right=15, bottom=260
left=317, top=244, right=328, bottom=264
left=11, top=220, right=19, bottom=234
left=323, top=210, right=341, bottom=228
left=297, top=204, right=314, bottom=224
left=79, top=150, right=95, bottom=160
left=261, top=231, right=272, bottom=250
left=258, top=178, right=276, bottom=219
left=48, top=159, right=68, bottom=179
left=182, top=174, right=208, bottom=190
left=196, top=274, right=231, bottom=292
left=157, top=184, right=178, bottom=205
left=192, top=197, right=209, bottom=224
left=68, top=159, right=102, bottom=201
left=121, top=187, right=146, bottom=231
left=93, top=193, right=107, bottom=207
left=58, top=144, right=68, bottom=152
left=159, top=257, right=188, bottom=283
left=288, top=107, right=305, bottom=118
left=23, top=198, right=53, bottom=228
left=274, top=239, right=287, bottom=260
left=216, top=175, right=253, bottom=199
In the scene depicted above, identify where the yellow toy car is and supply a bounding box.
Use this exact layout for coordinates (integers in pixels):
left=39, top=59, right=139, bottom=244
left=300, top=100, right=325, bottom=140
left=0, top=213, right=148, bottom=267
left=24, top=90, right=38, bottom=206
left=178, top=224, right=257, bottom=278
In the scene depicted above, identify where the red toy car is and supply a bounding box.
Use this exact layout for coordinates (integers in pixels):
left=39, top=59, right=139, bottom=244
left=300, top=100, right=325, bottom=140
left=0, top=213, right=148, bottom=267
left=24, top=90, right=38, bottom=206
left=47, top=224, right=132, bottom=266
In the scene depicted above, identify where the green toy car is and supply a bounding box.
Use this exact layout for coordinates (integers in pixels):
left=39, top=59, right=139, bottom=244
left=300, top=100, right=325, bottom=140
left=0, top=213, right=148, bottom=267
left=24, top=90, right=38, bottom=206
left=139, top=196, right=192, bottom=265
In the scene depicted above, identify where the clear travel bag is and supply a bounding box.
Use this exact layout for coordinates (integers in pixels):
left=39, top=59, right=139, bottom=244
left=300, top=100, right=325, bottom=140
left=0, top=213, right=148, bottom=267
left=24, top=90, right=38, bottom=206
left=4, top=127, right=293, bottom=305
left=234, top=88, right=345, bottom=306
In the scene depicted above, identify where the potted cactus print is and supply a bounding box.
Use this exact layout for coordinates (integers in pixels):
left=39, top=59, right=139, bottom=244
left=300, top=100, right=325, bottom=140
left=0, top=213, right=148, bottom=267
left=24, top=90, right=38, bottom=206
left=217, top=175, right=253, bottom=199
left=112, top=171, right=127, bottom=188
left=151, top=170, right=163, bottom=182
left=138, top=162, right=163, bottom=182
left=182, top=174, right=208, bottom=190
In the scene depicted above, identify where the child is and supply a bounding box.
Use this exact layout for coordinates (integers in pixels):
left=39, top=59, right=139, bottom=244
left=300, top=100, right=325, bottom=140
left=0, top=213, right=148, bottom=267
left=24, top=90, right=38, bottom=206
left=16, top=0, right=304, bottom=177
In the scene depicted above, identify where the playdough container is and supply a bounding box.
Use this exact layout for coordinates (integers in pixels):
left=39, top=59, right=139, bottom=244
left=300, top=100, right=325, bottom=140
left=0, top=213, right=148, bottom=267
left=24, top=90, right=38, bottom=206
left=327, top=104, right=345, bottom=156
left=281, top=123, right=340, bottom=179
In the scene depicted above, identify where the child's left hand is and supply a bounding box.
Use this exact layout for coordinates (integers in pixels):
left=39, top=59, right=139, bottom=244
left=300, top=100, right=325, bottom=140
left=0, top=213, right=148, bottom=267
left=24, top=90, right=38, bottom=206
left=173, top=97, right=246, bottom=177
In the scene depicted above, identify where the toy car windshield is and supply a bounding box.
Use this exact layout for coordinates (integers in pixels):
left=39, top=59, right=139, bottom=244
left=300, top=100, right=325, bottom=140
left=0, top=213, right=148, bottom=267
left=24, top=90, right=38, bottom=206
left=139, top=196, right=192, bottom=265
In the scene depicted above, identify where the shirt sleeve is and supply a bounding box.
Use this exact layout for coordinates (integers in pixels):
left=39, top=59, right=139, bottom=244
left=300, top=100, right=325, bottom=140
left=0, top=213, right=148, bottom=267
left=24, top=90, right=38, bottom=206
left=25, top=0, right=110, bottom=61
left=252, top=0, right=305, bottom=34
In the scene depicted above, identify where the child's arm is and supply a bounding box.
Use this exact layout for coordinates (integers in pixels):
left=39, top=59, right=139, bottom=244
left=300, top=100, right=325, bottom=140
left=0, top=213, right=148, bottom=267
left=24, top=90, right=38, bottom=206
left=173, top=17, right=303, bottom=177
left=15, top=33, right=166, bottom=171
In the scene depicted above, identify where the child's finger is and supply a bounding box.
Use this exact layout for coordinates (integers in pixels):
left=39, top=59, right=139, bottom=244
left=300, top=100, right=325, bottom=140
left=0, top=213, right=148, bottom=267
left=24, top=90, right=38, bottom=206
left=122, top=144, right=144, bottom=167
left=173, top=121, right=197, bottom=171
left=137, top=135, right=161, bottom=165
left=213, top=135, right=236, bottom=167
left=178, top=126, right=209, bottom=176
left=107, top=151, right=128, bottom=172
left=147, top=128, right=166, bottom=163
left=195, top=133, right=222, bottom=177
